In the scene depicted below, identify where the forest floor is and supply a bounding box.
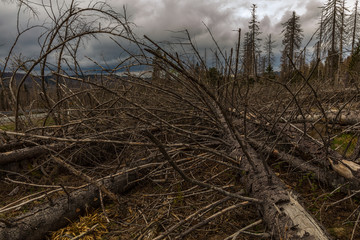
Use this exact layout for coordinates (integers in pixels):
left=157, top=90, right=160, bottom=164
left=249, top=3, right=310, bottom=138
left=1, top=143, right=359, bottom=240
left=1, top=84, right=360, bottom=240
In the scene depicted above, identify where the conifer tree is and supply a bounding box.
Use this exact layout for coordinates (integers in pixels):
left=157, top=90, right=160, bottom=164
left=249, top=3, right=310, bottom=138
left=248, top=4, right=261, bottom=80
left=337, top=0, right=348, bottom=79
left=263, top=34, right=276, bottom=74
left=339, top=1, right=348, bottom=60
left=281, top=11, right=303, bottom=76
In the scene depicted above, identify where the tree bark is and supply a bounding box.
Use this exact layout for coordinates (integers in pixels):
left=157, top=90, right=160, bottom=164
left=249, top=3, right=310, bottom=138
left=248, top=137, right=354, bottom=189
left=0, top=144, right=60, bottom=165
left=290, top=111, right=360, bottom=125
left=216, top=108, right=331, bottom=238
left=233, top=144, right=330, bottom=239
left=271, top=123, right=360, bottom=187
left=0, top=142, right=30, bottom=153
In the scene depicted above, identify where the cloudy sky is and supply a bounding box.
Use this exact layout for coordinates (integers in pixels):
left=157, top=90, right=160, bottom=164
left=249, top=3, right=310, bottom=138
left=0, top=0, right=358, bottom=71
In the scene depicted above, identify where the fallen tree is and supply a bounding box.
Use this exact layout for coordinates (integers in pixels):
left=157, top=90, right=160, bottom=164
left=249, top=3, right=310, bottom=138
left=289, top=110, right=360, bottom=125
left=0, top=141, right=31, bottom=153
left=235, top=144, right=330, bottom=239
left=0, top=144, right=61, bottom=166
left=0, top=167, right=137, bottom=240
left=143, top=45, right=332, bottom=239
left=273, top=123, right=360, bottom=183
left=2, top=1, right=360, bottom=238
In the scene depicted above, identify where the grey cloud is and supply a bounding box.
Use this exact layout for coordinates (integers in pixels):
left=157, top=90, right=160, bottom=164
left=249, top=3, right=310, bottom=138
left=0, top=0, right=340, bottom=71
left=0, top=4, right=18, bottom=50
left=299, top=0, right=323, bottom=55
left=129, top=0, right=239, bottom=45
left=0, top=2, right=48, bottom=63
left=300, top=0, right=322, bottom=35
left=260, top=15, right=273, bottom=35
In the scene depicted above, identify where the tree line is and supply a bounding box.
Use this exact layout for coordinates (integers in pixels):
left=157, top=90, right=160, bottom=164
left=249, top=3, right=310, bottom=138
left=209, top=0, right=360, bottom=84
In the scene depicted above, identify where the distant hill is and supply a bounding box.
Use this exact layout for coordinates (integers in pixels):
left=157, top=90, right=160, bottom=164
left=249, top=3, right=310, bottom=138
left=0, top=72, right=81, bottom=88
left=0, top=72, right=36, bottom=87
left=0, top=69, right=150, bottom=89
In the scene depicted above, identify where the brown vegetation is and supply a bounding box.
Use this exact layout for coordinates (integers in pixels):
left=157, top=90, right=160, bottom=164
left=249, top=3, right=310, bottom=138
left=2, top=0, right=360, bottom=239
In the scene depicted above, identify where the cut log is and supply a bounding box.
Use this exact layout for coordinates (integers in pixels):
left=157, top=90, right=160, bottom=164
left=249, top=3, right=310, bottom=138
left=0, top=170, right=137, bottom=240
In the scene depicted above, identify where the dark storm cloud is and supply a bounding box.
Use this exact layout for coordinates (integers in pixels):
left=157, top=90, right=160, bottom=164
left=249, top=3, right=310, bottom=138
left=270, top=0, right=323, bottom=52
left=112, top=0, right=244, bottom=47
left=0, top=0, right=340, bottom=70
left=0, top=2, right=45, bottom=65
left=77, top=0, right=251, bottom=67
left=0, top=3, right=18, bottom=56
left=300, top=0, right=323, bottom=39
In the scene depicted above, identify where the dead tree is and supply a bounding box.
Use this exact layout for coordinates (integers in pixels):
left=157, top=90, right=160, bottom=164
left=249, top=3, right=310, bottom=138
left=0, top=170, right=136, bottom=240
left=2, top=1, right=360, bottom=239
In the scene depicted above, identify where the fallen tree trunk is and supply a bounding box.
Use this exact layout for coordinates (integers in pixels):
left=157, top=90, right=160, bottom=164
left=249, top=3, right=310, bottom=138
left=215, top=107, right=331, bottom=238
left=247, top=137, right=360, bottom=193
left=277, top=123, right=360, bottom=179
left=0, top=144, right=61, bottom=166
left=0, top=170, right=137, bottom=240
left=142, top=45, right=332, bottom=239
left=233, top=142, right=330, bottom=239
left=289, top=110, right=360, bottom=125
left=0, top=142, right=32, bottom=153
left=257, top=121, right=360, bottom=192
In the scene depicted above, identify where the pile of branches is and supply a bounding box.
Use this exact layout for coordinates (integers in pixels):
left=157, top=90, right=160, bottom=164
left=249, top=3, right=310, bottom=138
left=2, top=1, right=360, bottom=239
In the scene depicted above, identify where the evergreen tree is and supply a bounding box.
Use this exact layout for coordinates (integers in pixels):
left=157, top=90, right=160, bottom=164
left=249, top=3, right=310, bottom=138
left=281, top=11, right=303, bottom=75
left=337, top=0, right=348, bottom=80
left=234, top=28, right=241, bottom=79
left=248, top=4, right=262, bottom=80
left=263, top=34, right=276, bottom=74
left=313, top=8, right=325, bottom=80
left=315, top=8, right=325, bottom=61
